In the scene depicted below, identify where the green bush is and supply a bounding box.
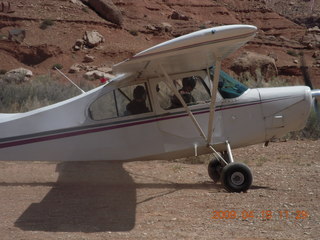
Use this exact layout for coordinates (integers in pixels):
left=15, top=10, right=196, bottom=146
left=40, top=19, right=54, bottom=30
left=52, top=63, right=63, bottom=70
left=286, top=50, right=299, bottom=57
left=129, top=30, right=138, bottom=36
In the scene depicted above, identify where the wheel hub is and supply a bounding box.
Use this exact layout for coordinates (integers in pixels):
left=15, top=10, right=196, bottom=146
left=231, top=172, right=245, bottom=186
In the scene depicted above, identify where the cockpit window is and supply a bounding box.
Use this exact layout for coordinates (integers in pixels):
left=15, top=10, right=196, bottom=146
left=210, top=68, right=248, bottom=99
left=218, top=70, right=248, bottom=99
left=156, top=75, right=211, bottom=110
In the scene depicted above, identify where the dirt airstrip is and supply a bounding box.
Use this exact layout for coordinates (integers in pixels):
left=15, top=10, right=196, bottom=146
left=0, top=140, right=318, bottom=239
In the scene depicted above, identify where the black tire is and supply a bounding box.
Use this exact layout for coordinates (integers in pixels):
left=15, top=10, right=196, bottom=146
left=221, top=162, right=252, bottom=192
left=208, top=158, right=222, bottom=183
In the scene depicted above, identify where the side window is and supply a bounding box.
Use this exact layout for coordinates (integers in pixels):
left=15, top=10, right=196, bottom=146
left=116, top=84, right=152, bottom=116
left=156, top=76, right=210, bottom=110
left=89, top=91, right=118, bottom=120
left=89, top=83, right=152, bottom=120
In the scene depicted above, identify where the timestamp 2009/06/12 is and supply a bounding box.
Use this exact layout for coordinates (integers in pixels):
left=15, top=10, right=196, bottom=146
left=211, top=210, right=309, bottom=220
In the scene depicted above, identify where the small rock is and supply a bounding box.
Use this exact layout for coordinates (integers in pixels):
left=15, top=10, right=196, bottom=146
left=97, top=66, right=112, bottom=73
left=73, top=39, right=85, bottom=50
left=83, top=54, right=95, bottom=63
left=69, top=64, right=82, bottom=73
left=161, top=22, right=173, bottom=32
left=83, top=30, right=105, bottom=48
left=146, top=24, right=156, bottom=31
left=312, top=51, right=320, bottom=59
left=8, top=29, right=26, bottom=43
left=170, top=10, right=190, bottom=21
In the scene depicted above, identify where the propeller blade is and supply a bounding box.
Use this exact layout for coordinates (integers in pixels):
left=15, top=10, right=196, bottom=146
left=300, top=53, right=314, bottom=89
left=299, top=53, right=320, bottom=120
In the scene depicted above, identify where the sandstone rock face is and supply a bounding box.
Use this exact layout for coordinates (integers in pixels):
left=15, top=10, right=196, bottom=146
left=301, top=26, right=320, bottom=49
left=231, top=52, right=278, bottom=81
left=87, top=0, right=123, bottom=26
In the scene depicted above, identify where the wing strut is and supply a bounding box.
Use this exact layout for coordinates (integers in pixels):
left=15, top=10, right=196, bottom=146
left=159, top=64, right=207, bottom=141
left=206, top=60, right=221, bottom=145
left=158, top=63, right=227, bottom=166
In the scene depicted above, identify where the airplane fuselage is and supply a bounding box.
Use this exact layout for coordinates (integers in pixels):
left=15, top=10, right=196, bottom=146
left=0, top=71, right=312, bottom=162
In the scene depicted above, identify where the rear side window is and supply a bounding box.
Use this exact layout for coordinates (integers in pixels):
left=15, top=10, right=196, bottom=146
left=89, top=83, right=152, bottom=120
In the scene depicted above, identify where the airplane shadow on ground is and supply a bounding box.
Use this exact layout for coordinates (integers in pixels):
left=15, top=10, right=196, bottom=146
left=14, top=161, right=271, bottom=232
left=15, top=161, right=136, bottom=232
left=13, top=161, right=216, bottom=233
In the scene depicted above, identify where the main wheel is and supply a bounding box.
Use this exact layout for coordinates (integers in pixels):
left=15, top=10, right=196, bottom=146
left=208, top=158, right=223, bottom=183
left=221, top=162, right=252, bottom=192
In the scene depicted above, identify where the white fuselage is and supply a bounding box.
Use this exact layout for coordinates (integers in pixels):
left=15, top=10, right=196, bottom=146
left=0, top=72, right=312, bottom=161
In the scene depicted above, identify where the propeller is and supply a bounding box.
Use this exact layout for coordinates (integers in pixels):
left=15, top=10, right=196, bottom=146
left=300, top=53, right=320, bottom=120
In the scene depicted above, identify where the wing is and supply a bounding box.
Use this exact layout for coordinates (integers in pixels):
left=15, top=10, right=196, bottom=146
left=113, top=24, right=257, bottom=78
left=113, top=24, right=257, bottom=145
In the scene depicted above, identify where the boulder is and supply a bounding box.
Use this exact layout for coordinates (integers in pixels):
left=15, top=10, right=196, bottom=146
left=161, top=22, right=173, bottom=33
left=83, top=30, right=105, bottom=48
left=231, top=52, right=278, bottom=81
left=84, top=70, right=114, bottom=80
left=70, top=0, right=85, bottom=6
left=8, top=29, right=26, bottom=43
left=87, top=0, right=123, bottom=26
left=4, top=68, right=33, bottom=83
left=301, top=32, right=320, bottom=49
left=69, top=64, right=82, bottom=73
left=97, top=66, right=112, bottom=73
left=169, top=11, right=190, bottom=21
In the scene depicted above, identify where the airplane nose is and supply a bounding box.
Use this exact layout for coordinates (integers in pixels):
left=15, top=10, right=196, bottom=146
left=258, top=86, right=312, bottom=139
left=311, top=89, right=320, bottom=97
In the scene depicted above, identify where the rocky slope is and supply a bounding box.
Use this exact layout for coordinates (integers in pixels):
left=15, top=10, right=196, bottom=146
left=0, top=0, right=319, bottom=86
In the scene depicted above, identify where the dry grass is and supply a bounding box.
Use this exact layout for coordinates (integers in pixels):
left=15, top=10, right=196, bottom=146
left=0, top=74, right=95, bottom=113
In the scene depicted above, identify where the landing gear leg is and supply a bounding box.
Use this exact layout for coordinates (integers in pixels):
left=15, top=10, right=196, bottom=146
left=208, top=141, right=253, bottom=192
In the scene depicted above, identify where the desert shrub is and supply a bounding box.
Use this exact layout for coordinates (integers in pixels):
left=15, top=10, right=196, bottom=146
left=82, top=7, right=89, bottom=13
left=286, top=50, right=299, bottom=57
left=286, top=110, right=320, bottom=140
left=52, top=63, right=63, bottom=70
left=0, top=72, right=27, bottom=84
left=40, top=19, right=54, bottom=30
left=129, top=30, right=138, bottom=36
left=0, top=75, right=95, bottom=113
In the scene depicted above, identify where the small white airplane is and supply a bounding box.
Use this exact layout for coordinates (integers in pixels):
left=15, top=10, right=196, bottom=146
left=0, top=24, right=319, bottom=192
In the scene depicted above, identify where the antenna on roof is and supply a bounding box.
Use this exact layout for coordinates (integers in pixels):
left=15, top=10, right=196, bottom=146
left=54, top=67, right=86, bottom=94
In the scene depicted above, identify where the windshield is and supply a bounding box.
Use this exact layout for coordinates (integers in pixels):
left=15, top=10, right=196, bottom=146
left=210, top=68, right=248, bottom=99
